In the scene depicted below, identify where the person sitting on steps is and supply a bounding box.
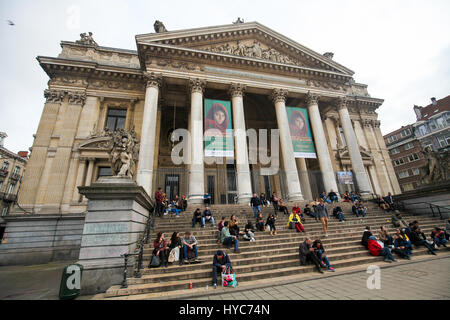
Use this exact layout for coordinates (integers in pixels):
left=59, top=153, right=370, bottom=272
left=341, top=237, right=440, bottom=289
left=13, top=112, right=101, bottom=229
left=244, top=220, right=256, bottom=242
left=255, top=212, right=265, bottom=231
left=182, top=231, right=199, bottom=263
left=220, top=221, right=240, bottom=253
left=410, top=226, right=436, bottom=255
left=431, top=227, right=447, bottom=249
left=312, top=239, right=335, bottom=272
left=361, top=226, right=373, bottom=249
left=328, top=190, right=339, bottom=203
left=265, top=213, right=277, bottom=236
left=332, top=206, right=346, bottom=222
left=391, top=211, right=408, bottom=228
left=168, top=232, right=183, bottom=266
left=278, top=198, right=289, bottom=215
left=202, top=206, right=215, bottom=228
left=192, top=208, right=204, bottom=228
left=203, top=193, right=211, bottom=206
left=393, top=229, right=412, bottom=260
left=212, top=250, right=232, bottom=289
left=378, top=226, right=393, bottom=247
left=298, top=237, right=324, bottom=274
left=367, top=235, right=397, bottom=263
left=260, top=193, right=268, bottom=207
left=287, top=210, right=305, bottom=232
left=229, top=215, right=241, bottom=239
left=292, top=204, right=305, bottom=223
left=217, top=216, right=226, bottom=244
left=152, top=232, right=168, bottom=268
left=304, top=203, right=318, bottom=221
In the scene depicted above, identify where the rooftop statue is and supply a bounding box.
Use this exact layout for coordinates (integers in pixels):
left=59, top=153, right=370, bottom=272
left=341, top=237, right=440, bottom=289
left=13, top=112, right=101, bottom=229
left=233, top=17, right=244, bottom=24
left=76, top=32, right=98, bottom=46
left=154, top=20, right=168, bottom=33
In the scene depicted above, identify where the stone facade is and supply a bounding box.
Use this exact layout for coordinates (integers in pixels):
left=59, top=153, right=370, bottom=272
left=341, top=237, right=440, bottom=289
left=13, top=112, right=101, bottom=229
left=15, top=21, right=400, bottom=215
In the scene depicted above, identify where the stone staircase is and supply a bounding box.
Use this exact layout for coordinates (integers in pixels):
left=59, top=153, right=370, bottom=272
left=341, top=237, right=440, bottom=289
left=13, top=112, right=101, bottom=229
left=101, top=201, right=448, bottom=299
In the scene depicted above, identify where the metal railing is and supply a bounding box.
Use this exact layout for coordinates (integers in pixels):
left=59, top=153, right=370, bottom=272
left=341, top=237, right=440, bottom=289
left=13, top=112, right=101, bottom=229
left=395, top=200, right=450, bottom=220
left=120, top=199, right=155, bottom=288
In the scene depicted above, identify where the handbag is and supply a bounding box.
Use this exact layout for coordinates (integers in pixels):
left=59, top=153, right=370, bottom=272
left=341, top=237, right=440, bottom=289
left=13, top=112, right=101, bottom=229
left=168, top=247, right=179, bottom=263
left=289, top=222, right=295, bottom=229
left=149, top=254, right=161, bottom=268
left=221, top=266, right=237, bottom=288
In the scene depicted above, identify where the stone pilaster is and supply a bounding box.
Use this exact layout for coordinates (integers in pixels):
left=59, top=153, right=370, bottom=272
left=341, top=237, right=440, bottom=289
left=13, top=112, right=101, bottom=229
left=272, top=89, right=303, bottom=201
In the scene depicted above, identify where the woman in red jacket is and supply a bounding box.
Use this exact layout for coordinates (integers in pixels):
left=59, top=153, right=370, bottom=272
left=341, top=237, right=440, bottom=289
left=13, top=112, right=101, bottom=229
left=367, top=235, right=397, bottom=263
left=153, top=232, right=168, bottom=268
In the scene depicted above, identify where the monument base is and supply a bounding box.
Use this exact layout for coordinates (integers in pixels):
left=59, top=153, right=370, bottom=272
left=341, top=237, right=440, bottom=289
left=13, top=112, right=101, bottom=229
left=77, top=176, right=152, bottom=295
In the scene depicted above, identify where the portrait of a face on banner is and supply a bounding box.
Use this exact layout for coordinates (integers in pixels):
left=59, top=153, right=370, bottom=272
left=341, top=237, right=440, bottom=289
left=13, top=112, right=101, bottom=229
left=204, top=99, right=234, bottom=157
left=286, top=106, right=317, bottom=158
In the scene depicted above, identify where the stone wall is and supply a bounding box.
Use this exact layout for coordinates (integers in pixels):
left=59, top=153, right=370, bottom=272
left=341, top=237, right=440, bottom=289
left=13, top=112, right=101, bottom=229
left=0, top=214, right=85, bottom=265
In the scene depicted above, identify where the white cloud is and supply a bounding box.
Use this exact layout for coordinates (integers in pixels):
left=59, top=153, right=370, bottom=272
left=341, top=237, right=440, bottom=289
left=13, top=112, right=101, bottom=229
left=0, top=0, right=449, bottom=152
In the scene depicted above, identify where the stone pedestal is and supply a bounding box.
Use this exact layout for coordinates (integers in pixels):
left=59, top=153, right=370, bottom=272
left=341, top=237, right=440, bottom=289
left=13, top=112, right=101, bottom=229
left=77, top=176, right=152, bottom=295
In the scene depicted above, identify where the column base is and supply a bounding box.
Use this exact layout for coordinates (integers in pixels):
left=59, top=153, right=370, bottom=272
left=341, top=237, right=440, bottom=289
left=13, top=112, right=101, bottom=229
left=237, top=194, right=252, bottom=204
left=287, top=193, right=304, bottom=202
left=359, top=192, right=372, bottom=201
left=188, top=195, right=205, bottom=205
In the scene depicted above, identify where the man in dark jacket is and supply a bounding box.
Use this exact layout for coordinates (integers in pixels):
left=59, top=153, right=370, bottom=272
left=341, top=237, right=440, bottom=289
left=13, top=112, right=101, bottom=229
left=298, top=238, right=323, bottom=273
left=250, top=193, right=262, bottom=218
left=361, top=226, right=372, bottom=249
left=212, top=250, right=232, bottom=288
left=192, top=208, right=204, bottom=228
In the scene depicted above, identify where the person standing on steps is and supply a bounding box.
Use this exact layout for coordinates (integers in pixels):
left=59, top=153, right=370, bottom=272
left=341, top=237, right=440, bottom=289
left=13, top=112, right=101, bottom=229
left=265, top=213, right=277, bottom=236
left=299, top=237, right=324, bottom=274
left=250, top=193, right=262, bottom=218
left=316, top=198, right=329, bottom=237
left=271, top=192, right=279, bottom=215
left=220, top=221, right=240, bottom=253
left=155, top=187, right=163, bottom=217
left=153, top=232, right=168, bottom=268
left=212, top=250, right=232, bottom=289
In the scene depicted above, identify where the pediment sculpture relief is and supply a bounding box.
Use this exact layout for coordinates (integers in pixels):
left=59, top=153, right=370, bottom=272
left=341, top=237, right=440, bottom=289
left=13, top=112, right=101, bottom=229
left=203, top=40, right=304, bottom=66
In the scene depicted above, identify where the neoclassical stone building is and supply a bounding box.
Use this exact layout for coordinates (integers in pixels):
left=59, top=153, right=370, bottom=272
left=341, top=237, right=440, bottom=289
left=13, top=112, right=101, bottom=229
left=18, top=21, right=401, bottom=215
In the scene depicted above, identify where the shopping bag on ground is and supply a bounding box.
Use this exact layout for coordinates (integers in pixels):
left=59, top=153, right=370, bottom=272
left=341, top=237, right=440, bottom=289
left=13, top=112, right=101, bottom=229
left=149, top=254, right=161, bottom=268
left=221, top=266, right=238, bottom=288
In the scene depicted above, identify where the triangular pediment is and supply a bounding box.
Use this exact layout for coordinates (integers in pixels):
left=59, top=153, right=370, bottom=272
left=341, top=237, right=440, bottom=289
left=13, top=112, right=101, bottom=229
left=136, top=22, right=354, bottom=76
left=338, top=145, right=373, bottom=160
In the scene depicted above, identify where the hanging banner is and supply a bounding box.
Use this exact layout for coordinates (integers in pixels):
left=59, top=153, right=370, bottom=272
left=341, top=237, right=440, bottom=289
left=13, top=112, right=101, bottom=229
left=286, top=106, right=317, bottom=158
left=204, top=99, right=234, bottom=157
left=337, top=171, right=354, bottom=184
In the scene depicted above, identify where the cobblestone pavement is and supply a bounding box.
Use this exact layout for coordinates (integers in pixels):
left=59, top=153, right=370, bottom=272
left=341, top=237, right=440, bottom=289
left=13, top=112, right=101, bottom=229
left=189, top=256, right=450, bottom=300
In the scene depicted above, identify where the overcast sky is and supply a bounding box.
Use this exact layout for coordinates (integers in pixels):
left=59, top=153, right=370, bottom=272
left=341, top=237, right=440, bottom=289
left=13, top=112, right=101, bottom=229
left=0, top=0, right=449, bottom=153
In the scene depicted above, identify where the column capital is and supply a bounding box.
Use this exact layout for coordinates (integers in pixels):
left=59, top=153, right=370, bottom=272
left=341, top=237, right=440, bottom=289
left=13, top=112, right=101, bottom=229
left=337, top=96, right=349, bottom=111
left=44, top=89, right=65, bottom=104
left=373, top=120, right=381, bottom=128
left=79, top=156, right=89, bottom=162
left=229, top=83, right=246, bottom=98
left=189, top=78, right=206, bottom=94
left=143, top=72, right=162, bottom=88
left=67, top=91, right=87, bottom=105
left=271, top=88, right=288, bottom=104
left=87, top=157, right=96, bottom=162
left=306, top=92, right=320, bottom=106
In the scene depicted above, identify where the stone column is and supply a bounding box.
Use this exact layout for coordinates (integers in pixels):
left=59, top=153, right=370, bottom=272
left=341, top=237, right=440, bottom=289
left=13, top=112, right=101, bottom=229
left=136, top=73, right=161, bottom=196
left=230, top=83, right=252, bottom=204
left=272, top=89, right=303, bottom=201
left=188, top=79, right=206, bottom=204
left=337, top=98, right=372, bottom=196
left=296, top=158, right=313, bottom=201
left=85, top=158, right=95, bottom=187
left=306, top=93, right=339, bottom=195
left=72, top=157, right=87, bottom=203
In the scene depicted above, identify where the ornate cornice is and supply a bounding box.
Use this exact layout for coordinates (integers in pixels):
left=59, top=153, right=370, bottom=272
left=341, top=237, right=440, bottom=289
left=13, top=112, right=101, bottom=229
left=143, top=72, right=162, bottom=89
left=189, top=78, right=207, bottom=94
left=271, top=89, right=288, bottom=104
left=229, top=83, right=246, bottom=98
left=44, top=89, right=65, bottom=103
left=306, top=92, right=320, bottom=106
left=67, top=91, right=86, bottom=105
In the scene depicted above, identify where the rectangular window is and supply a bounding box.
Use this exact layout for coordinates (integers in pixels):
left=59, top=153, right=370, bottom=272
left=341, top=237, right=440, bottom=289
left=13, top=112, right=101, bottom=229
left=419, top=125, right=428, bottom=136
left=400, top=129, right=411, bottom=137
left=390, top=148, right=400, bottom=155
left=12, top=166, right=20, bottom=175
left=339, top=127, right=347, bottom=146
left=408, top=153, right=419, bottom=162
left=0, top=180, right=3, bottom=191
left=394, top=158, right=405, bottom=166
left=1, top=162, right=8, bottom=171
left=436, top=117, right=445, bottom=128
left=404, top=142, right=414, bottom=150
left=7, top=183, right=15, bottom=194
left=438, top=138, right=447, bottom=148
left=398, top=170, right=410, bottom=179
left=412, top=168, right=420, bottom=176
left=105, top=108, right=127, bottom=131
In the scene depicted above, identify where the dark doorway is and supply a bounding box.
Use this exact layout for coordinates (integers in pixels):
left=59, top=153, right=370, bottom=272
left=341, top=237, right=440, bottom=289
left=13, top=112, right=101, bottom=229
left=164, top=174, right=179, bottom=201
left=207, top=175, right=215, bottom=205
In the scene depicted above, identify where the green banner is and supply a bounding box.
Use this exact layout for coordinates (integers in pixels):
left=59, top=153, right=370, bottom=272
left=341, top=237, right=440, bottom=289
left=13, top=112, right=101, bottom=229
left=286, top=106, right=317, bottom=158
left=204, top=99, right=234, bottom=157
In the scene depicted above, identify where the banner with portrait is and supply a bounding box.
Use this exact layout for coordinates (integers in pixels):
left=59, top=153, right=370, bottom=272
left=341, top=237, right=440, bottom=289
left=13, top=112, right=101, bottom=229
left=204, top=99, right=234, bottom=157
left=337, top=171, right=354, bottom=184
left=286, top=106, right=317, bottom=158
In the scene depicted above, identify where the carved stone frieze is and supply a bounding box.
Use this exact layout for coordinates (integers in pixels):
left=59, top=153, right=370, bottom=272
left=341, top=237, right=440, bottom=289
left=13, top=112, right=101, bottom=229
left=44, top=89, right=65, bottom=103
left=67, top=91, right=86, bottom=105
left=148, top=57, right=205, bottom=72
left=305, top=79, right=348, bottom=92
left=203, top=40, right=304, bottom=67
